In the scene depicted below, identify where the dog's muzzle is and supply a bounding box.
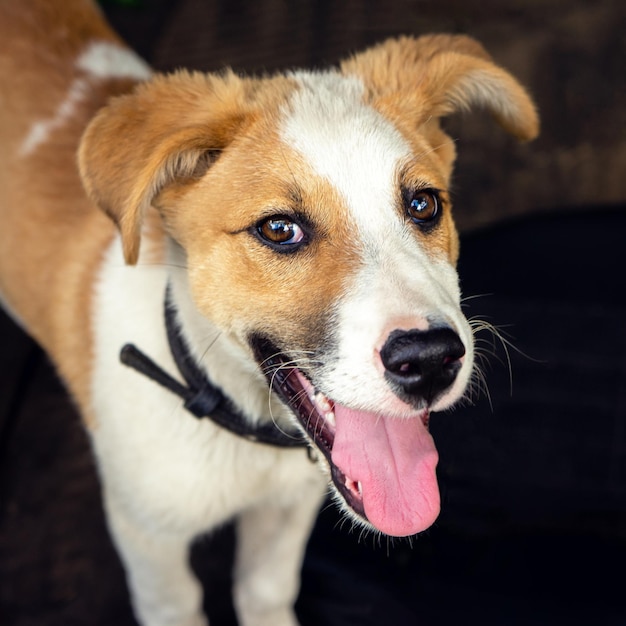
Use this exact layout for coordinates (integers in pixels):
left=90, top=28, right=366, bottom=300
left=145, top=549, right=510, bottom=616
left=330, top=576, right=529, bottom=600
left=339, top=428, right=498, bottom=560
left=251, top=324, right=469, bottom=537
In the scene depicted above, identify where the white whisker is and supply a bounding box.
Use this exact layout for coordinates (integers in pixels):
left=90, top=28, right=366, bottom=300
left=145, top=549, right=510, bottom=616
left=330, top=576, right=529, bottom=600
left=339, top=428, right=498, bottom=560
left=464, top=307, right=539, bottom=406
left=262, top=350, right=319, bottom=436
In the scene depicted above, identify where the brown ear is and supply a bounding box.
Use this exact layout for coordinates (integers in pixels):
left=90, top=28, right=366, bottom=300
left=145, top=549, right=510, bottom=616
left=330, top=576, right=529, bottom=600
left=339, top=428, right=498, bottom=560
left=78, top=70, right=254, bottom=265
left=341, top=34, right=539, bottom=142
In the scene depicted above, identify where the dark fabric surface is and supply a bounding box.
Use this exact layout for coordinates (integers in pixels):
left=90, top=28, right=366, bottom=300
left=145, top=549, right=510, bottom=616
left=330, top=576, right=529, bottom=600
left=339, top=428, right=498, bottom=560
left=1, top=209, right=625, bottom=625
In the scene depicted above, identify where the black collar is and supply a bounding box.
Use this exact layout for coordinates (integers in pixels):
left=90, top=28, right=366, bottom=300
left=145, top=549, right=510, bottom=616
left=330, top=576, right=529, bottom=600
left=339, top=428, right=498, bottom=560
left=119, top=285, right=306, bottom=449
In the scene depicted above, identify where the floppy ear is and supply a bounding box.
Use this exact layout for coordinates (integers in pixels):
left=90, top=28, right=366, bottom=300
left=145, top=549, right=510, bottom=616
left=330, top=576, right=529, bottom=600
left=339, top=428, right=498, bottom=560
left=341, top=34, right=539, bottom=142
left=79, top=70, right=255, bottom=265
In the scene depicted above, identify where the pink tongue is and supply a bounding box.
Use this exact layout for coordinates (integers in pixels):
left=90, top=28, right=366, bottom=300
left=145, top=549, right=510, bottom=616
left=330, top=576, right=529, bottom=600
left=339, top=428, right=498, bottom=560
left=331, top=406, right=440, bottom=537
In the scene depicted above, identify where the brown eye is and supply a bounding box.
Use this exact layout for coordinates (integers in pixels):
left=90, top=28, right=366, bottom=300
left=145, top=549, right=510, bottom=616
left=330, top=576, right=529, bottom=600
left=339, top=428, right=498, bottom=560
left=406, top=189, right=439, bottom=224
left=257, top=216, right=306, bottom=247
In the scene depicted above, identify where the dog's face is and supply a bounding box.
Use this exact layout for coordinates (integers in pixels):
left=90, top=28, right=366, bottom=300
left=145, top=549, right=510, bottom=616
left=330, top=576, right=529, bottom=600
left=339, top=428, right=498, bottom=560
left=80, top=35, right=538, bottom=536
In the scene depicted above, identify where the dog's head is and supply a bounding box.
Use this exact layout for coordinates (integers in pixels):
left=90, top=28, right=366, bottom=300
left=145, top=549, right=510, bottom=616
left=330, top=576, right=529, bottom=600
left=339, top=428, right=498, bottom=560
left=80, top=35, right=538, bottom=537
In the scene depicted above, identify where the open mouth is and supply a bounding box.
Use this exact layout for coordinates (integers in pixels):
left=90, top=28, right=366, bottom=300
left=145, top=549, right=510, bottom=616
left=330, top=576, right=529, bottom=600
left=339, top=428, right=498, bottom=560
left=265, top=355, right=367, bottom=518
left=258, top=347, right=441, bottom=537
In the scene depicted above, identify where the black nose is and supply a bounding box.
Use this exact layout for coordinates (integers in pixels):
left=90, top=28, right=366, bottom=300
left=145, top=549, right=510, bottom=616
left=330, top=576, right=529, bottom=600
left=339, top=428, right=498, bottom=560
left=380, top=327, right=465, bottom=404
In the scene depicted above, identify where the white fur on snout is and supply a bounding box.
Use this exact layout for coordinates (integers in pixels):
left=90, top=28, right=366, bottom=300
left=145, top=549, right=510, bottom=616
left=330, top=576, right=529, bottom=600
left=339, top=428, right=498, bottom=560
left=281, top=70, right=473, bottom=414
left=327, top=252, right=474, bottom=414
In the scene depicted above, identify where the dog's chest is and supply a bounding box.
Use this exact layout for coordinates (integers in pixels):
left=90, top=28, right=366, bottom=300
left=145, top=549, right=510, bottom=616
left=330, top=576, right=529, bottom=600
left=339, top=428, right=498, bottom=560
left=88, top=235, right=323, bottom=529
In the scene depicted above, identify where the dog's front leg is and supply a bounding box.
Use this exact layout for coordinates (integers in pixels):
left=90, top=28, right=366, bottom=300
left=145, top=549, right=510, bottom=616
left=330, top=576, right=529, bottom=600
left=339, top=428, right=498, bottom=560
left=233, top=483, right=325, bottom=626
left=104, top=492, right=207, bottom=626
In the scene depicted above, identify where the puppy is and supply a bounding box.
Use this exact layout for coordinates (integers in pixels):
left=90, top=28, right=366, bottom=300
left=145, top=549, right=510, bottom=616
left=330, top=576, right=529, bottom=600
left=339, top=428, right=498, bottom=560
left=0, top=1, right=538, bottom=624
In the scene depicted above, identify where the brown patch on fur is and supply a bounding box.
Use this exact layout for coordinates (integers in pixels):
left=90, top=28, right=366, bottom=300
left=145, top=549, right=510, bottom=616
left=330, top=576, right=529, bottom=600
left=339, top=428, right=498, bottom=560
left=0, top=0, right=125, bottom=150
left=0, top=0, right=144, bottom=423
left=79, top=72, right=297, bottom=265
left=341, top=34, right=539, bottom=142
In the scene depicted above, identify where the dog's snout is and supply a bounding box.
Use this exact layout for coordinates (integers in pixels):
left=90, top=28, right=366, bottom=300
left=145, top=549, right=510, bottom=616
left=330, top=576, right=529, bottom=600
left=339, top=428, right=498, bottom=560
left=380, top=327, right=465, bottom=403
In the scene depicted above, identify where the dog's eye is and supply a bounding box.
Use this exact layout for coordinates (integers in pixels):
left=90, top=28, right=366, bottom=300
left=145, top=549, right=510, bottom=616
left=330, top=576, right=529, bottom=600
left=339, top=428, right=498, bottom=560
left=257, top=216, right=306, bottom=247
left=406, top=189, right=439, bottom=224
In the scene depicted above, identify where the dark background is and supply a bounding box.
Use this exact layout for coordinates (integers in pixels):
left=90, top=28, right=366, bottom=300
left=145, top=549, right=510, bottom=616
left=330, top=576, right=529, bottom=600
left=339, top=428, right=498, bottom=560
left=1, top=1, right=625, bottom=624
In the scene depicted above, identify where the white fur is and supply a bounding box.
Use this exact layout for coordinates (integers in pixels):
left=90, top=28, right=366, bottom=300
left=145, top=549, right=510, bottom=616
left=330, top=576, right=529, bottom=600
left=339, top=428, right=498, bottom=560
left=282, top=71, right=473, bottom=414
left=77, top=40, right=152, bottom=81
left=89, top=232, right=325, bottom=626
left=20, top=42, right=151, bottom=157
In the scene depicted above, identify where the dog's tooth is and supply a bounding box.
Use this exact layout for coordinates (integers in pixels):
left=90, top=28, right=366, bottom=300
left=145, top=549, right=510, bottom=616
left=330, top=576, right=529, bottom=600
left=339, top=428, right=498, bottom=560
left=315, top=391, right=332, bottom=413
left=325, top=410, right=336, bottom=428
left=357, top=481, right=363, bottom=496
